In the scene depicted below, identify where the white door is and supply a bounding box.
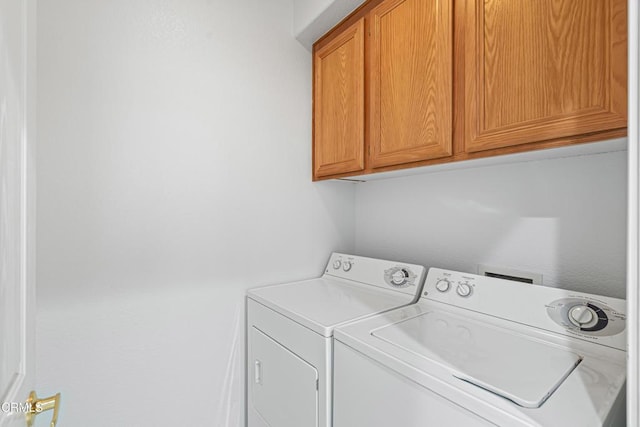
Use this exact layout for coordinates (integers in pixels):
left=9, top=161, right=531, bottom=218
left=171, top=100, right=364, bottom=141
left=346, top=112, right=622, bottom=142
left=0, top=1, right=54, bottom=426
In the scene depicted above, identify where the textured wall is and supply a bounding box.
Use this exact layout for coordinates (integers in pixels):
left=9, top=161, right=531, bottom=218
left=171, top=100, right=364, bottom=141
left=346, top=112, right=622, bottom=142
left=354, top=149, right=627, bottom=299
left=293, top=0, right=365, bottom=49
left=36, top=1, right=354, bottom=425
left=35, top=1, right=630, bottom=426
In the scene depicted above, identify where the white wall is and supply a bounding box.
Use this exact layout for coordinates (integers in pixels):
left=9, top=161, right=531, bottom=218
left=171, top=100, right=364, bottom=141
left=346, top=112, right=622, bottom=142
left=355, top=150, right=628, bottom=299
left=34, top=1, right=629, bottom=425
left=293, top=0, right=333, bottom=35
left=35, top=1, right=354, bottom=426
left=293, top=0, right=364, bottom=50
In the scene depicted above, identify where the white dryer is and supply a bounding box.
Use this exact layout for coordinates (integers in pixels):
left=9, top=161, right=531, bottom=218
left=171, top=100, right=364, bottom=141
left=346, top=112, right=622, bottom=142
left=334, top=268, right=627, bottom=427
left=246, top=253, right=426, bottom=427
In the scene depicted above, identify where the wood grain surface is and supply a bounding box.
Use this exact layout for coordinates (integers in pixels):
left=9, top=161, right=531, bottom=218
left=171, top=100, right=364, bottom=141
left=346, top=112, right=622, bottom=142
left=463, top=0, right=627, bottom=152
left=313, top=18, right=365, bottom=179
left=369, top=0, right=453, bottom=168
left=311, top=0, right=628, bottom=180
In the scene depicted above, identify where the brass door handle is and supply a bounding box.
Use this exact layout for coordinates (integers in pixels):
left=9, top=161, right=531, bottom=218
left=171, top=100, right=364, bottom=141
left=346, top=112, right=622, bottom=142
left=25, top=391, right=60, bottom=427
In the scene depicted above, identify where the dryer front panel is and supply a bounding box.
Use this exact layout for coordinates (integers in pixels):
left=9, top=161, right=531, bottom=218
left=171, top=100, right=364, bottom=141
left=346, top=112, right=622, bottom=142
left=250, top=327, right=318, bottom=427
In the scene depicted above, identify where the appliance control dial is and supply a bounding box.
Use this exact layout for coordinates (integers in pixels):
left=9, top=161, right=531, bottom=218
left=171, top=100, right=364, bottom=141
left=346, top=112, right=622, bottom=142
left=342, top=261, right=352, bottom=272
left=456, top=282, right=472, bottom=297
left=392, top=270, right=407, bottom=285
left=332, top=260, right=341, bottom=270
left=547, top=298, right=626, bottom=337
left=568, top=305, right=597, bottom=327
left=435, top=279, right=451, bottom=292
left=384, top=266, right=416, bottom=288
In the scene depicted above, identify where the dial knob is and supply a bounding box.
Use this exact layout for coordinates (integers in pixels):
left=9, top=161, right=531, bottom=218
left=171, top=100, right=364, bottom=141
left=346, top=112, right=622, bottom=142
left=435, top=279, right=451, bottom=292
left=456, top=282, right=472, bottom=297
left=342, top=261, right=352, bottom=272
left=568, top=305, right=597, bottom=327
left=391, top=270, right=408, bottom=285
left=384, top=267, right=415, bottom=288
left=333, top=260, right=341, bottom=270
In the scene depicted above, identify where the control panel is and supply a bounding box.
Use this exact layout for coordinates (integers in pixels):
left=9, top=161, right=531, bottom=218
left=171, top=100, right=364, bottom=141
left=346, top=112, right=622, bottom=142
left=427, top=270, right=479, bottom=300
left=434, top=276, right=473, bottom=297
left=325, top=253, right=426, bottom=297
left=422, top=268, right=626, bottom=351
left=546, top=298, right=625, bottom=337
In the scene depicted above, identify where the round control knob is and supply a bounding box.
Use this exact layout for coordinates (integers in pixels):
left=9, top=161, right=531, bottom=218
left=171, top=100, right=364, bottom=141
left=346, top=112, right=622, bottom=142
left=456, top=282, right=472, bottom=297
left=333, top=260, right=341, bottom=270
left=342, top=261, right=352, bottom=272
left=391, top=270, right=408, bottom=286
left=435, top=279, right=451, bottom=292
left=568, top=305, right=597, bottom=327
left=384, top=266, right=415, bottom=288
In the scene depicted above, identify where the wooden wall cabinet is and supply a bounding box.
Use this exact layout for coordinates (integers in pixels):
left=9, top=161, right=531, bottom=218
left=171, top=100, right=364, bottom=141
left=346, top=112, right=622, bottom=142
left=313, top=0, right=453, bottom=180
left=313, top=18, right=365, bottom=179
left=461, top=0, right=627, bottom=154
left=312, top=0, right=627, bottom=180
left=368, top=0, right=452, bottom=169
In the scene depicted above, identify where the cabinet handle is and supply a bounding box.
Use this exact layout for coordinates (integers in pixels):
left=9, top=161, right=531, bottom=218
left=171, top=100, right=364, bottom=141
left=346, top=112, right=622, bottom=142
left=254, top=360, right=262, bottom=384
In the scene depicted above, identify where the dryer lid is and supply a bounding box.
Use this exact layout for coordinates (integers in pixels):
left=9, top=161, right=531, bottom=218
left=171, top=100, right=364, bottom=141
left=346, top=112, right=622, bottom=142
left=372, top=310, right=582, bottom=408
left=248, top=278, right=414, bottom=337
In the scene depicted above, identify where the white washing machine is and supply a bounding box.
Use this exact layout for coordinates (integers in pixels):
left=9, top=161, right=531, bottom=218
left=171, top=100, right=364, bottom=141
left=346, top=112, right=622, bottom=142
left=334, top=268, right=627, bottom=427
left=246, top=253, right=426, bottom=427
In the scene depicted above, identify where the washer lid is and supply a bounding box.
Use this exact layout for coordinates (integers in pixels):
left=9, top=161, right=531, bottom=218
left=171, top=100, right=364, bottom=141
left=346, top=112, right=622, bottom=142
left=248, top=278, right=414, bottom=337
left=372, top=310, right=582, bottom=408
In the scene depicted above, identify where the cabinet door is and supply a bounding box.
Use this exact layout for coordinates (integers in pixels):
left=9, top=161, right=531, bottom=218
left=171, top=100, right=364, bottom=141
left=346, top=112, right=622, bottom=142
left=463, top=0, right=627, bottom=153
left=369, top=0, right=452, bottom=169
left=313, top=18, right=365, bottom=179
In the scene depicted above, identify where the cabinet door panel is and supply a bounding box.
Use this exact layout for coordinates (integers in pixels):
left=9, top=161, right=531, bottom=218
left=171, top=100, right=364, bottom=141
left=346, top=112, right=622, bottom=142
left=313, top=18, right=365, bottom=179
left=464, top=0, right=627, bottom=153
left=370, top=0, right=452, bottom=168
